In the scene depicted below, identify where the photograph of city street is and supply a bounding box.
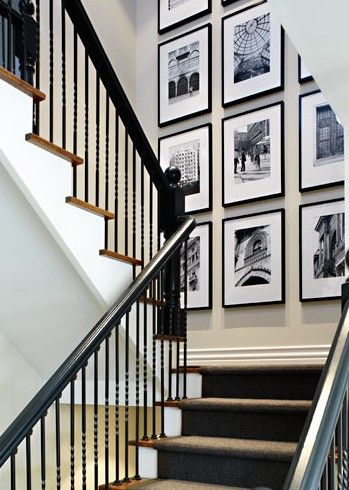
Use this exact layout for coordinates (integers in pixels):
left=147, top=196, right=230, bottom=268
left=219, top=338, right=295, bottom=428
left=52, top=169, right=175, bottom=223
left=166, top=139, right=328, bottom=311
left=313, top=213, right=345, bottom=280
left=314, top=103, right=344, bottom=167
left=234, top=118, right=271, bottom=184
left=169, top=139, right=200, bottom=196
left=180, top=236, right=201, bottom=292
left=168, top=41, right=200, bottom=104
left=234, top=13, right=270, bottom=83
left=168, top=0, right=191, bottom=10
left=234, top=225, right=271, bottom=287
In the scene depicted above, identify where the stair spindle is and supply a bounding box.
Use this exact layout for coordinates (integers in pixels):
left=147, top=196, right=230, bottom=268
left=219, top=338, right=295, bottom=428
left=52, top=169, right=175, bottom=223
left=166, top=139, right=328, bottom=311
left=183, top=239, right=188, bottom=399
left=95, top=73, right=100, bottom=208
left=124, top=129, right=129, bottom=256
left=94, top=349, right=99, bottom=490
left=34, top=0, right=40, bottom=134
left=26, top=434, right=32, bottom=490
left=104, top=94, right=110, bottom=249
left=61, top=0, right=66, bottom=150
left=49, top=0, right=53, bottom=142
left=6, top=0, right=13, bottom=73
left=41, top=416, right=46, bottom=489
left=124, top=313, right=130, bottom=483
left=10, top=452, right=16, bottom=490
left=135, top=299, right=141, bottom=479
left=105, top=335, right=110, bottom=488
left=72, top=25, right=78, bottom=197
left=81, top=365, right=87, bottom=490
left=55, top=398, right=61, bottom=489
left=70, top=379, right=75, bottom=489
left=114, top=324, right=121, bottom=485
left=114, top=112, right=119, bottom=253
left=84, top=50, right=89, bottom=201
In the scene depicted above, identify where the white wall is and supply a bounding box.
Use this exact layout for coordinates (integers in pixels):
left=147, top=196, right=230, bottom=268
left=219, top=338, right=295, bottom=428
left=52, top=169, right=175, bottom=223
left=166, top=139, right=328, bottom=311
left=136, top=0, right=343, bottom=362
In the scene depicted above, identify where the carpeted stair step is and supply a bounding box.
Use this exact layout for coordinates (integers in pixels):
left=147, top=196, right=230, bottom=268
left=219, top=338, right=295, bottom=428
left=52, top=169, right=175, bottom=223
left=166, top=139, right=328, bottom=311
left=178, top=397, right=311, bottom=442
left=200, top=365, right=323, bottom=400
left=153, top=436, right=296, bottom=490
left=136, top=479, right=249, bottom=489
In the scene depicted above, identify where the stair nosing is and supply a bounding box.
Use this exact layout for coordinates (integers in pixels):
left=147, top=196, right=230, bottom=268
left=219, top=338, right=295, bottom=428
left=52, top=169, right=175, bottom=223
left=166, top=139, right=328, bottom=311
left=0, top=67, right=46, bottom=102
left=177, top=397, right=312, bottom=413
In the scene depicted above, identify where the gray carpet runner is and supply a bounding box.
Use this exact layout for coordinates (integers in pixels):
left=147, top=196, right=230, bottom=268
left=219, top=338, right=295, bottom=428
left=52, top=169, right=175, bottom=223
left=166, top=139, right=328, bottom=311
left=136, top=364, right=323, bottom=490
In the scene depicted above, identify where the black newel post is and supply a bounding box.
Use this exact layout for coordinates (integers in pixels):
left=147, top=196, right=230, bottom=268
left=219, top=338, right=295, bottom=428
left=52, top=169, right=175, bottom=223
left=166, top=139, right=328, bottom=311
left=341, top=250, right=349, bottom=311
left=159, top=166, right=185, bottom=337
left=18, top=0, right=37, bottom=84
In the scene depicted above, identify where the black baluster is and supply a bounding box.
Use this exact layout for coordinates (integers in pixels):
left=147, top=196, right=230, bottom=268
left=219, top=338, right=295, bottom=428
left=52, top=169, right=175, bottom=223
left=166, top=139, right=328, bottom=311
left=7, top=0, right=13, bottom=73
left=84, top=50, right=89, bottom=201
left=94, top=349, right=99, bottom=490
left=70, top=379, right=75, bottom=490
left=160, top=269, right=166, bottom=438
left=183, top=239, right=188, bottom=399
left=142, top=289, right=149, bottom=441
left=124, top=313, right=130, bottom=482
left=140, top=162, right=144, bottom=269
left=105, top=335, right=110, bottom=488
left=55, top=398, right=61, bottom=489
left=19, top=0, right=27, bottom=80
left=10, top=452, right=16, bottom=490
left=34, top=0, right=40, bottom=134
left=26, top=433, right=32, bottom=490
left=95, top=74, right=100, bottom=207
left=49, top=0, right=53, bottom=142
left=104, top=95, right=110, bottom=249
left=132, top=144, right=136, bottom=267
left=124, top=130, right=129, bottom=256
left=167, top=258, right=174, bottom=402
left=150, top=184, right=157, bottom=438
left=72, top=26, right=78, bottom=197
left=114, top=113, right=119, bottom=253
left=114, top=324, right=121, bottom=485
left=1, top=17, right=5, bottom=68
left=41, top=416, right=46, bottom=489
left=343, top=391, right=348, bottom=489
left=175, top=339, right=180, bottom=401
left=61, top=0, right=66, bottom=150
left=81, top=366, right=87, bottom=490
left=134, top=298, right=141, bottom=480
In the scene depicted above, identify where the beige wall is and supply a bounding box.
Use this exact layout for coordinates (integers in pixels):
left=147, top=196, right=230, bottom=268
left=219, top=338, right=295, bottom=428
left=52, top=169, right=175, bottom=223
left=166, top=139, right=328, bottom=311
left=136, top=0, right=344, bottom=359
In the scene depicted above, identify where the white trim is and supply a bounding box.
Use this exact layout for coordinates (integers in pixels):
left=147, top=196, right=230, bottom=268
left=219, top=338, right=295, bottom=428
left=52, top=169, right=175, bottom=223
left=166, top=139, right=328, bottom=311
left=182, top=345, right=330, bottom=366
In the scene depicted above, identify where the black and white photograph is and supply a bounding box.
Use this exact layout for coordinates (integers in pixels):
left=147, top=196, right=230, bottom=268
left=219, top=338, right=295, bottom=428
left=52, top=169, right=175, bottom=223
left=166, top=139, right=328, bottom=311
left=298, top=56, right=313, bottom=83
left=223, top=101, right=284, bottom=206
left=158, top=0, right=211, bottom=35
left=159, top=123, right=212, bottom=213
left=300, top=90, right=344, bottom=192
left=180, top=222, right=212, bottom=310
left=158, top=24, right=212, bottom=126
left=222, top=1, right=283, bottom=107
left=223, top=209, right=285, bottom=307
left=300, top=199, right=345, bottom=301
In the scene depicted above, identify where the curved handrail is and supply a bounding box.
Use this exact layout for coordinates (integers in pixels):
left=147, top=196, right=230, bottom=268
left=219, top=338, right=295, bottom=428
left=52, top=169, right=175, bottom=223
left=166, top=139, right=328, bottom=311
left=283, top=300, right=349, bottom=489
left=0, top=215, right=196, bottom=467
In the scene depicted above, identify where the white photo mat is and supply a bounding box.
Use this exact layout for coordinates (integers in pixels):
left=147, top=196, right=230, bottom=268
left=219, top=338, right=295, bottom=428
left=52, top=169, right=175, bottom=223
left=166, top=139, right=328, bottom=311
left=224, top=210, right=284, bottom=306
left=223, top=2, right=283, bottom=106
left=159, top=0, right=210, bottom=33
left=300, top=91, right=344, bottom=191
left=159, top=124, right=211, bottom=213
left=158, top=24, right=211, bottom=126
left=300, top=199, right=345, bottom=301
left=223, top=102, right=283, bottom=206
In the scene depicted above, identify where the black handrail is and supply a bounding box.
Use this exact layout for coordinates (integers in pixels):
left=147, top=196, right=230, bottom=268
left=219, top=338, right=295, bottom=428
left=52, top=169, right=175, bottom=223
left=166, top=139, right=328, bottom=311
left=0, top=215, right=195, bottom=467
left=64, top=0, right=170, bottom=195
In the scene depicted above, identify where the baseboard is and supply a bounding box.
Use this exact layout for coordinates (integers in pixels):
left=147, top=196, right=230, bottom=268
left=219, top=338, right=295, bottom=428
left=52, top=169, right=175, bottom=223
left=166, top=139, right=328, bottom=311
left=181, top=344, right=330, bottom=366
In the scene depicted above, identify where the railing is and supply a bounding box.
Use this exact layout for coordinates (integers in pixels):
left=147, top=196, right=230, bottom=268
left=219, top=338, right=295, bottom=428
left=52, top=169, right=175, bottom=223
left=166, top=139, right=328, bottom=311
left=283, top=275, right=349, bottom=489
left=0, top=215, right=195, bottom=488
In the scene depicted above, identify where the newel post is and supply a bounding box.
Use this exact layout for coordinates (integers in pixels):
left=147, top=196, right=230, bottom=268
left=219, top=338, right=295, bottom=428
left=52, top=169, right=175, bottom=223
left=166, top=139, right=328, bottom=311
left=159, top=166, right=185, bottom=336
left=341, top=250, right=349, bottom=311
left=18, top=0, right=37, bottom=84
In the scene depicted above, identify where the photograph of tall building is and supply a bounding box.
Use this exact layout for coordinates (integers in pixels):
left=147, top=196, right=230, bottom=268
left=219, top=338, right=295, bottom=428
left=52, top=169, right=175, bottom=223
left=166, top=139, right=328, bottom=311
left=315, top=104, right=344, bottom=166
left=180, top=237, right=200, bottom=292
left=234, top=13, right=270, bottom=83
left=169, top=139, right=200, bottom=196
left=168, top=41, right=200, bottom=103
left=313, top=213, right=345, bottom=279
left=234, top=118, right=271, bottom=184
left=234, top=225, right=271, bottom=287
left=168, top=0, right=191, bottom=10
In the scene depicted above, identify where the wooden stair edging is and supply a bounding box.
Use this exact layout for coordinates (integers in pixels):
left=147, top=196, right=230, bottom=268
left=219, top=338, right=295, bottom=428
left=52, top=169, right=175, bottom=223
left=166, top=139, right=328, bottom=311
left=155, top=334, right=186, bottom=342
left=99, top=478, right=148, bottom=490
left=139, top=296, right=165, bottom=307
left=100, top=249, right=143, bottom=266
left=129, top=439, right=159, bottom=448
left=25, top=133, right=84, bottom=166
left=66, top=196, right=115, bottom=219
left=0, top=67, right=46, bottom=102
left=171, top=367, right=201, bottom=374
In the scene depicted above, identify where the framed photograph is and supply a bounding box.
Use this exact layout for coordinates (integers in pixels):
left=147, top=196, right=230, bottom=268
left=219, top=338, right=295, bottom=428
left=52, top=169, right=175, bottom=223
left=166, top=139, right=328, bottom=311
left=180, top=221, right=212, bottom=310
left=158, top=0, right=212, bottom=35
left=222, top=1, right=284, bottom=107
left=159, top=123, right=212, bottom=214
left=298, top=56, right=313, bottom=84
left=158, top=24, right=212, bottom=127
left=222, top=101, right=284, bottom=207
left=300, top=90, right=344, bottom=192
left=223, top=209, right=285, bottom=307
left=300, top=199, right=345, bottom=301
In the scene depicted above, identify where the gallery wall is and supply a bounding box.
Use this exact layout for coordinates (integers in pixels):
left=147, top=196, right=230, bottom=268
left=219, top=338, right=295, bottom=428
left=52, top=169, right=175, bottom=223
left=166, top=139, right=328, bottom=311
left=136, top=0, right=345, bottom=363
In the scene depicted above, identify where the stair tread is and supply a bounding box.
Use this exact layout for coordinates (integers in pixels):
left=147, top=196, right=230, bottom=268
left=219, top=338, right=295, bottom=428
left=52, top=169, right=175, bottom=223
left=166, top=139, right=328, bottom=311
left=136, top=479, right=247, bottom=490
left=199, top=364, right=324, bottom=375
left=178, top=397, right=312, bottom=413
left=66, top=197, right=114, bottom=219
left=99, top=249, right=143, bottom=266
left=26, top=133, right=83, bottom=165
left=0, top=67, right=46, bottom=102
left=153, top=436, right=297, bottom=461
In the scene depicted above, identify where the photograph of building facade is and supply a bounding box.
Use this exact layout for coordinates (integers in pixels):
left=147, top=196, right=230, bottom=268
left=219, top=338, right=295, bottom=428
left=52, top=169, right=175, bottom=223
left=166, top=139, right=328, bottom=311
left=168, top=41, right=200, bottom=103
left=180, top=236, right=200, bottom=292
left=169, top=139, right=200, bottom=196
left=234, top=13, right=270, bottom=83
left=168, top=0, right=191, bottom=10
left=234, top=118, right=271, bottom=183
left=234, top=225, right=271, bottom=287
left=315, top=103, right=344, bottom=166
left=313, top=213, right=345, bottom=279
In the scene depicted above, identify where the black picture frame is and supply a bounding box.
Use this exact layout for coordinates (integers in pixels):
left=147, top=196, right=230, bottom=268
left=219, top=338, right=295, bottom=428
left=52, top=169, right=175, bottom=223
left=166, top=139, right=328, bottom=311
left=222, top=1, right=284, bottom=108
left=181, top=221, right=213, bottom=311
left=223, top=208, right=285, bottom=308
left=222, top=100, right=285, bottom=207
left=158, top=23, right=212, bottom=127
left=158, top=123, right=212, bottom=214
left=221, top=0, right=239, bottom=5
left=298, top=55, right=314, bottom=84
left=299, top=89, right=345, bottom=192
left=158, top=0, right=212, bottom=35
left=299, top=198, right=345, bottom=302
